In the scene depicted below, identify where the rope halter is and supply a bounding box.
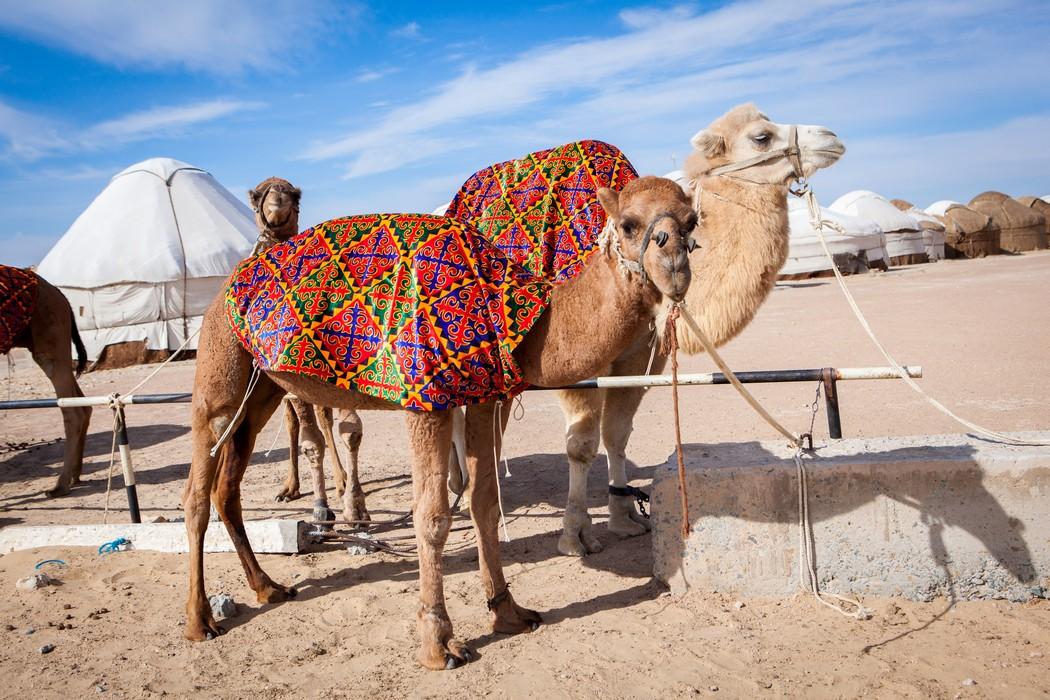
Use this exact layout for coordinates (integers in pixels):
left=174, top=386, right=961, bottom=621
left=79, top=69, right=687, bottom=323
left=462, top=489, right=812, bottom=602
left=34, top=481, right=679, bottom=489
left=706, top=124, right=805, bottom=183
left=599, top=212, right=699, bottom=284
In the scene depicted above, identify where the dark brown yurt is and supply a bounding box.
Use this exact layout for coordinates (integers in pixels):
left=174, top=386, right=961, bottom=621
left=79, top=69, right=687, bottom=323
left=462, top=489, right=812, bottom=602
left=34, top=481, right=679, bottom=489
left=968, top=191, right=1047, bottom=252
left=1017, top=196, right=1050, bottom=244
left=925, top=201, right=1001, bottom=258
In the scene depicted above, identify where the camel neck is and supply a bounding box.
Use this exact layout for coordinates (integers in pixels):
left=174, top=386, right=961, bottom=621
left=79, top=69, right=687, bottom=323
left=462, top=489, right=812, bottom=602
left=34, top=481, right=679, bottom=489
left=513, top=252, right=659, bottom=386
left=676, top=176, right=790, bottom=351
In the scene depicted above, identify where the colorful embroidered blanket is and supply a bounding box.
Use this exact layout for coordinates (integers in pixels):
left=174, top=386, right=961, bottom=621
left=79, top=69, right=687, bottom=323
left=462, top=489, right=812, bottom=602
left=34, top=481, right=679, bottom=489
left=446, top=140, right=638, bottom=283
left=225, top=214, right=552, bottom=411
left=0, top=265, right=38, bottom=355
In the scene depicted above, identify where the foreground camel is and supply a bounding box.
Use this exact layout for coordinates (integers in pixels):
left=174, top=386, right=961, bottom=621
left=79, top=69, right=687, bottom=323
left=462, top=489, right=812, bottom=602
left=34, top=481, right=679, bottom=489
left=248, top=178, right=369, bottom=524
left=448, top=105, right=843, bottom=554
left=182, top=176, right=694, bottom=669
left=1, top=265, right=90, bottom=496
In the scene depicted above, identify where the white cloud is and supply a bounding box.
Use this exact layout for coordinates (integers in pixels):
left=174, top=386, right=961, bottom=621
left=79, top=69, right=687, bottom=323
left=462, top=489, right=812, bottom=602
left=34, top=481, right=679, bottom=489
left=0, top=0, right=354, bottom=74
left=355, top=67, right=399, bottom=83
left=0, top=98, right=262, bottom=161
left=301, top=0, right=1044, bottom=183
left=391, top=21, right=421, bottom=39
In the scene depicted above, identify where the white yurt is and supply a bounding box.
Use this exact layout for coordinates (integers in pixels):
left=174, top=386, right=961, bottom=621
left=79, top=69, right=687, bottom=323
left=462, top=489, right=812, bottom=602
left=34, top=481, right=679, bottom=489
left=829, top=190, right=927, bottom=265
left=891, top=199, right=947, bottom=261
left=780, top=198, right=888, bottom=279
left=37, top=158, right=256, bottom=366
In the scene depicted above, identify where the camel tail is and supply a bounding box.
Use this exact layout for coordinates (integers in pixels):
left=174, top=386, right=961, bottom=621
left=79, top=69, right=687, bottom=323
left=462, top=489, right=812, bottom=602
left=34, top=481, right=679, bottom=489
left=69, top=307, right=88, bottom=377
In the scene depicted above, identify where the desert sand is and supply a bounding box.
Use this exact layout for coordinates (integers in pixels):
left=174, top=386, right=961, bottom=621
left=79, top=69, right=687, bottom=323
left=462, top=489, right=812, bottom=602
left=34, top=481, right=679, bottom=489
left=2, top=252, right=1049, bottom=699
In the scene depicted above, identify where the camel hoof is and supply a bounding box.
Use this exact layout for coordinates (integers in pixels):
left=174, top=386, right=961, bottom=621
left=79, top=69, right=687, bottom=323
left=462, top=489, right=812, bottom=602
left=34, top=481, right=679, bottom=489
left=443, top=641, right=475, bottom=669
left=45, top=485, right=71, bottom=498
left=608, top=517, right=649, bottom=539
left=557, top=530, right=602, bottom=556
left=204, top=627, right=225, bottom=640
left=257, top=584, right=296, bottom=604
left=530, top=621, right=540, bottom=632
left=274, top=490, right=301, bottom=502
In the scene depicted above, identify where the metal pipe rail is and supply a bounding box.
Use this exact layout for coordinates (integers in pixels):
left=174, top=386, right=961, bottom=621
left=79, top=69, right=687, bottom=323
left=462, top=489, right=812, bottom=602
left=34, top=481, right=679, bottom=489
left=1, top=365, right=921, bottom=524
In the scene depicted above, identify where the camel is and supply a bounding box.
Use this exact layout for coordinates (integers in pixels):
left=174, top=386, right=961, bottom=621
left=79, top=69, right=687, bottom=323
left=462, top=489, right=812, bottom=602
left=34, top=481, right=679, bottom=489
left=182, top=176, right=694, bottom=669
left=1, top=265, right=90, bottom=497
left=551, top=104, right=845, bottom=554
left=247, top=178, right=369, bottom=524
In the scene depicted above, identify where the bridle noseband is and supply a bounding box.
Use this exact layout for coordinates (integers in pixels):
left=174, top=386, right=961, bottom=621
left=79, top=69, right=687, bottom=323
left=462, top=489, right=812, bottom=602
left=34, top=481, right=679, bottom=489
left=706, top=124, right=805, bottom=183
left=601, top=211, right=698, bottom=285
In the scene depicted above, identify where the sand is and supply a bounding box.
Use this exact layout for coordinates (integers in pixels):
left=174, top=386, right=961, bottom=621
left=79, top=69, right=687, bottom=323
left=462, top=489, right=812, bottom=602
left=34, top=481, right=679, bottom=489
left=2, top=251, right=1049, bottom=698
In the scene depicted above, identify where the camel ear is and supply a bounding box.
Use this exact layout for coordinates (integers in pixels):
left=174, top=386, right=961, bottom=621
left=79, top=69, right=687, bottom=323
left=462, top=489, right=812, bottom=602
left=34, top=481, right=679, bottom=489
left=597, top=187, right=620, bottom=219
left=290, top=186, right=302, bottom=205
left=248, top=186, right=263, bottom=210
left=690, top=129, right=725, bottom=158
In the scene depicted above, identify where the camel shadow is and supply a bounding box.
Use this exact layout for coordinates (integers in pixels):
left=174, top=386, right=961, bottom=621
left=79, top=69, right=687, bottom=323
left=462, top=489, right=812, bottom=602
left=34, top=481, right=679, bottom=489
left=656, top=440, right=1037, bottom=598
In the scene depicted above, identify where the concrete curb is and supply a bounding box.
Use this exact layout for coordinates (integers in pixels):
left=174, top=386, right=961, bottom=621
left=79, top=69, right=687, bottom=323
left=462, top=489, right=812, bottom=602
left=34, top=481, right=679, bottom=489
left=651, top=432, right=1050, bottom=601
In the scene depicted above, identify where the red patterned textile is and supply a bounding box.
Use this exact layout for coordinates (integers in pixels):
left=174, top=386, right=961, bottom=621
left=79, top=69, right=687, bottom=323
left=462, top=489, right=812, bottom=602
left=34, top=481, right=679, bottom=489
left=0, top=265, right=37, bottom=355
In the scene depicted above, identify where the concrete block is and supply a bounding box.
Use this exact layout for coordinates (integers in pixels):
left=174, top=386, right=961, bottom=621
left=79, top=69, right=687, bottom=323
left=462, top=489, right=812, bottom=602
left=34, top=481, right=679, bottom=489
left=0, top=519, right=304, bottom=555
left=652, top=432, right=1050, bottom=601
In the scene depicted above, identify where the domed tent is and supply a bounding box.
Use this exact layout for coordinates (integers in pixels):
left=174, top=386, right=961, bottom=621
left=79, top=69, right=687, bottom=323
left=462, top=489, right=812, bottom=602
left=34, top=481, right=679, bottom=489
left=891, top=198, right=946, bottom=261
left=925, top=201, right=1000, bottom=258
left=37, top=158, right=256, bottom=367
left=1017, top=196, right=1050, bottom=241
left=780, top=197, right=888, bottom=279
left=969, top=191, right=1047, bottom=252
left=830, top=190, right=927, bottom=266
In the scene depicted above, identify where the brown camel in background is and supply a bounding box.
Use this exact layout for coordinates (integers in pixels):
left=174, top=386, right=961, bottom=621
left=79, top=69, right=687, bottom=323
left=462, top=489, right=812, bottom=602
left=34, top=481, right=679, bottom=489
left=182, top=176, right=694, bottom=670
left=1, top=265, right=90, bottom=497
left=248, top=178, right=369, bottom=524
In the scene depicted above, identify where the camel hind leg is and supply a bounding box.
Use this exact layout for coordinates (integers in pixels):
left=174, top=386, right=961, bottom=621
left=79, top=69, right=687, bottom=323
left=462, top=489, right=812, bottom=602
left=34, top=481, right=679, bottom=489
left=335, top=408, right=368, bottom=522
left=317, top=405, right=348, bottom=497
left=291, top=401, right=334, bottom=525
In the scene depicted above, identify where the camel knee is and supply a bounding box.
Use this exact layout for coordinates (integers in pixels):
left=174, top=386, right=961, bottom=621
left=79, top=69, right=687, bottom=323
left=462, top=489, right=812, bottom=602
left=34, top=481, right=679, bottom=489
left=566, top=426, right=599, bottom=465
left=416, top=511, right=452, bottom=548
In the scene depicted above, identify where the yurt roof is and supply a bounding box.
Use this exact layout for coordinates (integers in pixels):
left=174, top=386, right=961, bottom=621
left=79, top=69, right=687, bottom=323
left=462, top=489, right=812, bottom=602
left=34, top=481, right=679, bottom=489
left=788, top=196, right=883, bottom=237
left=969, top=191, right=1046, bottom=230
left=888, top=198, right=944, bottom=231
left=829, top=190, right=920, bottom=233
left=38, top=157, right=255, bottom=288
left=925, top=200, right=996, bottom=234
left=1017, top=196, right=1050, bottom=220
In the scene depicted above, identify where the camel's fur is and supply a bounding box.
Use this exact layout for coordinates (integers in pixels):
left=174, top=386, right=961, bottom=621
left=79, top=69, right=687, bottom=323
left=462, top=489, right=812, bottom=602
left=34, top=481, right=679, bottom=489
left=247, top=178, right=369, bottom=524
left=9, top=273, right=91, bottom=497
left=555, top=104, right=846, bottom=555
left=182, top=176, right=693, bottom=669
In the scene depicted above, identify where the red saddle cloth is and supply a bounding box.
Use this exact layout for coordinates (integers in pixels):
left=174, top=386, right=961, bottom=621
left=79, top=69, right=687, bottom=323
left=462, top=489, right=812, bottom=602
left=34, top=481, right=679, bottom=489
left=0, top=265, right=38, bottom=355
left=225, top=213, right=552, bottom=411
left=446, top=140, right=638, bottom=283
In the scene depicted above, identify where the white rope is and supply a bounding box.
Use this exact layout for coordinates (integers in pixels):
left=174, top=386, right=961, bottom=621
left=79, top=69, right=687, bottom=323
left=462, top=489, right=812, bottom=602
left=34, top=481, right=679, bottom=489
left=493, top=401, right=511, bottom=542
left=121, top=326, right=201, bottom=400
left=673, top=303, right=869, bottom=617
left=794, top=450, right=872, bottom=619
left=101, top=404, right=120, bottom=524
left=800, top=187, right=1049, bottom=447
left=208, top=364, right=261, bottom=457
left=264, top=397, right=288, bottom=457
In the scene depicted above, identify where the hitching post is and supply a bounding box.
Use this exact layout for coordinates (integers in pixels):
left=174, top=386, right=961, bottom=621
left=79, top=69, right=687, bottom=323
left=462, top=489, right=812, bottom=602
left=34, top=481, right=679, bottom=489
left=114, top=406, right=142, bottom=523
left=821, top=367, right=843, bottom=439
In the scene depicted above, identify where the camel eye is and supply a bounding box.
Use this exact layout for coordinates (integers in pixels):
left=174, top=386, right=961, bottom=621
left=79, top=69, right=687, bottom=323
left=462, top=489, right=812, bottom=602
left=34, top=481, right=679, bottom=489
left=685, top=214, right=698, bottom=230
left=751, top=132, right=771, bottom=145
left=619, top=218, right=637, bottom=237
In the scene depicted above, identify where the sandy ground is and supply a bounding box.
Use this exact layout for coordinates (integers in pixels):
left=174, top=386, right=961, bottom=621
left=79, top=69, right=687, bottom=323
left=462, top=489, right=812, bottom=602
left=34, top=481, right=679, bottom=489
left=1, top=251, right=1049, bottom=698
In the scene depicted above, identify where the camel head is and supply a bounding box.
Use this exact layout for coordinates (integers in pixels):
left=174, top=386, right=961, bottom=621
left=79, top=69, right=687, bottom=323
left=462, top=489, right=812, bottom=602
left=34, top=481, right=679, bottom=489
left=598, top=176, right=695, bottom=303
left=685, top=103, right=845, bottom=186
left=248, top=177, right=301, bottom=240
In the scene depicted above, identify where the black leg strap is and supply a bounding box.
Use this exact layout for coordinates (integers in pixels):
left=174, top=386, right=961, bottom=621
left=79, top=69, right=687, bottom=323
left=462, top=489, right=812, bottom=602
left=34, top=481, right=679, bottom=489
left=608, top=485, right=650, bottom=518
left=487, top=585, right=511, bottom=611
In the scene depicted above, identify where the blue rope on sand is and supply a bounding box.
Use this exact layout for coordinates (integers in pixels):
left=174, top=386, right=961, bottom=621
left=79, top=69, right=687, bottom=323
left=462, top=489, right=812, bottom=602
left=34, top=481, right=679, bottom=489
left=98, top=537, right=130, bottom=555
left=34, top=559, right=66, bottom=570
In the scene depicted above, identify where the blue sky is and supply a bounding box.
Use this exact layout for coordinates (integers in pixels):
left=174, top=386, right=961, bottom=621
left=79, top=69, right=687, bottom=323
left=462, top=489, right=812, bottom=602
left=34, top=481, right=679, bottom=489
left=2, top=0, right=1049, bottom=266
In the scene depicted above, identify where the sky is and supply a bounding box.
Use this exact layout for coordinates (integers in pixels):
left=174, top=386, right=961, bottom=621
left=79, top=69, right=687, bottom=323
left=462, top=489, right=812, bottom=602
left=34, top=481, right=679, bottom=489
left=1, top=0, right=1049, bottom=266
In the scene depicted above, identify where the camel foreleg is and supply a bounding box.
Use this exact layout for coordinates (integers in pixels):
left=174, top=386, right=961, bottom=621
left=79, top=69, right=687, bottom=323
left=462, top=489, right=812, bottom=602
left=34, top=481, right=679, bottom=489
left=274, top=399, right=302, bottom=501
left=335, top=408, right=369, bottom=522
left=406, top=410, right=473, bottom=670
left=556, top=387, right=606, bottom=556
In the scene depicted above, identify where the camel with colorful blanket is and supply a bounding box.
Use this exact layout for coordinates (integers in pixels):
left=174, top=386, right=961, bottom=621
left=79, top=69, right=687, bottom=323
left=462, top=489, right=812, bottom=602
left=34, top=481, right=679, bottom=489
left=182, top=175, right=695, bottom=669
left=445, top=103, right=845, bottom=555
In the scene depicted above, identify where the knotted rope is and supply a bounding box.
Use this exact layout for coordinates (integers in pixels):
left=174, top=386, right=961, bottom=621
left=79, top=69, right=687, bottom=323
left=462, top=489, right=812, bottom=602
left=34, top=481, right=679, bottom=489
left=662, top=306, right=691, bottom=539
